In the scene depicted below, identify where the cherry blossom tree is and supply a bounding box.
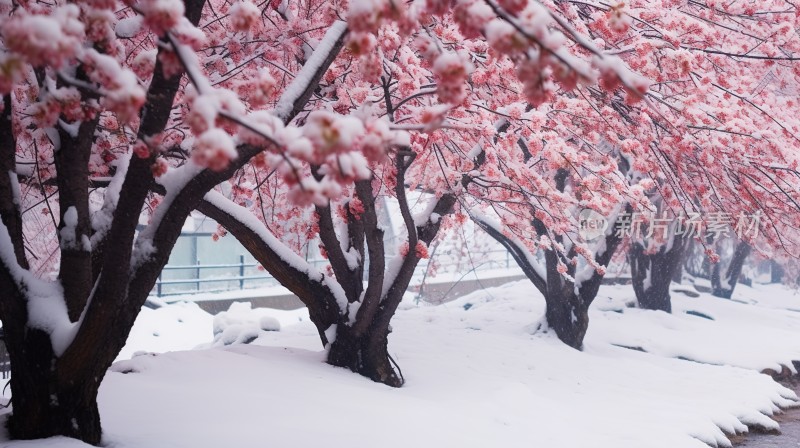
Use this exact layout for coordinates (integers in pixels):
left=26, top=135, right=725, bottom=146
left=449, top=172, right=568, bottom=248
left=635, top=6, right=799, bottom=233
left=0, top=0, right=362, bottom=442
left=611, top=0, right=800, bottom=311
left=202, top=0, right=800, bottom=361
left=0, top=0, right=649, bottom=441
left=1, top=0, right=799, bottom=444
left=473, top=196, right=627, bottom=349
left=473, top=0, right=800, bottom=339
left=194, top=0, right=657, bottom=381
left=463, top=97, right=637, bottom=348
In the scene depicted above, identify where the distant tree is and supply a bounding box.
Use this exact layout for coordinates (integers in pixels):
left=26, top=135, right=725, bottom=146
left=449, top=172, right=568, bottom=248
left=771, top=260, right=785, bottom=284
left=710, top=239, right=752, bottom=299
left=474, top=205, right=625, bottom=349
left=477, top=0, right=800, bottom=329
left=630, top=233, right=686, bottom=312
left=471, top=144, right=630, bottom=349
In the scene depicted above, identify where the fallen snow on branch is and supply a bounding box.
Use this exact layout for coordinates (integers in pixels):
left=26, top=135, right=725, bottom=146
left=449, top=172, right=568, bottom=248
left=273, top=20, right=347, bottom=121
left=0, top=221, right=78, bottom=357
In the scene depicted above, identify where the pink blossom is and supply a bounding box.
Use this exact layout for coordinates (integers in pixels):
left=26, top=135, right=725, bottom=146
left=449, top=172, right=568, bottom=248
left=486, top=19, right=525, bottom=56
left=452, top=0, right=493, bottom=39
left=192, top=129, right=238, bottom=171
left=229, top=1, right=261, bottom=33
left=347, top=32, right=378, bottom=57
left=347, top=0, right=387, bottom=33
left=415, top=241, right=430, bottom=259
left=138, top=0, right=185, bottom=35
left=151, top=158, right=169, bottom=177
left=2, top=5, right=84, bottom=68
left=606, top=3, right=631, bottom=34
left=303, top=111, right=365, bottom=162
left=497, top=0, right=527, bottom=14
left=433, top=52, right=473, bottom=104
left=133, top=140, right=151, bottom=159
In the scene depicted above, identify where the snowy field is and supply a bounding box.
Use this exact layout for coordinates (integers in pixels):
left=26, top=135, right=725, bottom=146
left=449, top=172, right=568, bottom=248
left=2, top=280, right=800, bottom=447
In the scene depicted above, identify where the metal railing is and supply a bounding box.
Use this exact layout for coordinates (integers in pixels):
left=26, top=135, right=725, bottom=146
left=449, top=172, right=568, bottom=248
left=152, top=255, right=330, bottom=297
left=152, top=250, right=520, bottom=298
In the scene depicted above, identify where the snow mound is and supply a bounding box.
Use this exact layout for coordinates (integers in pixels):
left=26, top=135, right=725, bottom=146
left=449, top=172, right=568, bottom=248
left=211, top=302, right=281, bottom=347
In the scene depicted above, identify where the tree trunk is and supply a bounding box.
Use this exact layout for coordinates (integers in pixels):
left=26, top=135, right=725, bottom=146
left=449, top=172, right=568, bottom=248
left=684, top=238, right=710, bottom=279
left=630, top=235, right=685, bottom=313
left=4, top=329, right=103, bottom=445
left=672, top=243, right=687, bottom=284
left=771, top=260, right=784, bottom=284
left=543, top=287, right=589, bottom=350
left=327, top=322, right=402, bottom=387
left=711, top=242, right=751, bottom=299
left=198, top=193, right=406, bottom=387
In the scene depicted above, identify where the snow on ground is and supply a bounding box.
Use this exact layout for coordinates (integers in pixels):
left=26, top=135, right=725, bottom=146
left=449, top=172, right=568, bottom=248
left=2, top=280, right=800, bottom=447
left=728, top=282, right=800, bottom=312
left=115, top=301, right=214, bottom=361
left=591, top=282, right=800, bottom=373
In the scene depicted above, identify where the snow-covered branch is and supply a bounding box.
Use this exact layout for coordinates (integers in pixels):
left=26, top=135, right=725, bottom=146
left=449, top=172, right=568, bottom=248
left=471, top=211, right=548, bottom=295
left=273, top=20, right=348, bottom=122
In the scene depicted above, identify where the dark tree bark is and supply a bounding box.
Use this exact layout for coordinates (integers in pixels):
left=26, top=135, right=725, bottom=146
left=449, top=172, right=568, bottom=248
left=4, top=328, right=103, bottom=443
left=711, top=241, right=751, bottom=299
left=630, top=234, right=685, bottom=313
left=327, top=321, right=401, bottom=386
left=200, top=192, right=398, bottom=382
left=0, top=95, right=27, bottom=268
left=1, top=76, right=106, bottom=441
left=54, top=67, right=101, bottom=321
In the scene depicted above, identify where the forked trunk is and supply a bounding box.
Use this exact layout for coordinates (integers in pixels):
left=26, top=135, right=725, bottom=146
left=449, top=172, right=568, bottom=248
left=473, top=208, right=622, bottom=350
